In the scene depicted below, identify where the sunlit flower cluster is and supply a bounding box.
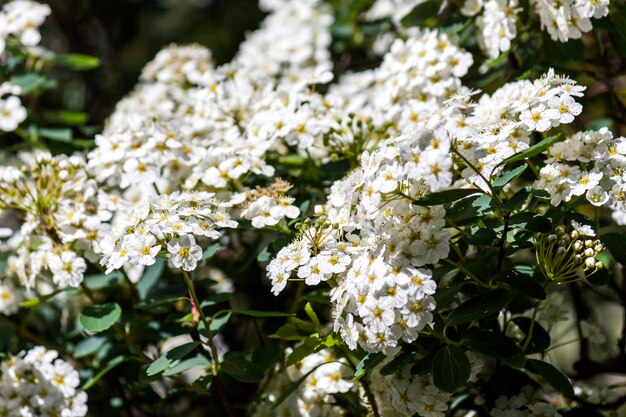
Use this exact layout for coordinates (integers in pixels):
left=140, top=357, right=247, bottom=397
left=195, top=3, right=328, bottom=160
left=253, top=347, right=353, bottom=417
left=536, top=128, right=626, bottom=209
left=0, top=347, right=87, bottom=417
left=0, top=0, right=50, bottom=54
left=457, top=70, right=584, bottom=189
left=489, top=386, right=562, bottom=417
left=99, top=191, right=237, bottom=274
left=0, top=152, right=117, bottom=288
left=0, top=82, right=27, bottom=133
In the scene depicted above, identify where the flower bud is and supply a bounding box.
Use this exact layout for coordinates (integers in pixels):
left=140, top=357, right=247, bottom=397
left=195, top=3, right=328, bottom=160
left=555, top=226, right=566, bottom=235
left=573, top=241, right=583, bottom=252
left=585, top=257, right=596, bottom=269
left=584, top=248, right=595, bottom=258
left=585, top=239, right=594, bottom=248
left=570, top=230, right=579, bottom=239
left=596, top=261, right=604, bottom=270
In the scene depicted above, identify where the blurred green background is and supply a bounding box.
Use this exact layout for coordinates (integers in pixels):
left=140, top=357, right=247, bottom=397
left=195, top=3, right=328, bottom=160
left=40, top=0, right=265, bottom=124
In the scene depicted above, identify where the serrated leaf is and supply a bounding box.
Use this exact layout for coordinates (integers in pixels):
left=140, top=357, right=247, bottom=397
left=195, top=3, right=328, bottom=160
left=527, top=359, right=574, bottom=396
left=508, top=212, right=552, bottom=232
left=352, top=352, right=385, bottom=381
left=78, top=303, right=121, bottom=333
left=413, top=189, right=483, bottom=206
left=462, top=329, right=518, bottom=358
left=221, top=352, right=265, bottom=383
left=146, top=342, right=200, bottom=376
left=446, top=289, right=516, bottom=327
left=500, top=270, right=546, bottom=300
left=432, top=345, right=471, bottom=393
left=500, top=135, right=560, bottom=165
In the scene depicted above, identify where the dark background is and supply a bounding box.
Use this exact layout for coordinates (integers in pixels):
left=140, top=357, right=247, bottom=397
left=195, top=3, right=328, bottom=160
left=40, top=0, right=265, bottom=124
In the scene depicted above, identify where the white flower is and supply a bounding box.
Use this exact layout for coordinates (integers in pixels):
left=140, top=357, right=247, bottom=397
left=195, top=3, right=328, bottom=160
left=129, top=234, right=161, bottom=266
left=0, top=96, right=27, bottom=132
left=48, top=251, right=87, bottom=287
left=167, top=234, right=203, bottom=271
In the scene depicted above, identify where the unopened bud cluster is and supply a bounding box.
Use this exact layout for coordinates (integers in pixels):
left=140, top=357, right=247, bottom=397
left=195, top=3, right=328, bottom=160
left=535, top=222, right=604, bottom=283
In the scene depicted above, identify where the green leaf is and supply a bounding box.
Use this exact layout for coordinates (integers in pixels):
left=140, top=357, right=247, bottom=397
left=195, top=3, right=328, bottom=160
left=208, top=311, right=231, bottom=333
left=413, top=189, right=483, bottom=206
left=493, top=164, right=527, bottom=189
left=257, top=245, right=272, bottom=262
left=446, top=289, right=516, bottom=327
left=380, top=351, right=417, bottom=375
left=463, top=227, right=497, bottom=246
left=137, top=258, right=165, bottom=300
left=600, top=233, right=626, bottom=265
left=221, top=352, right=265, bottom=383
left=42, top=110, right=88, bottom=126
left=84, top=272, right=123, bottom=290
left=10, top=73, right=46, bottom=93
left=401, top=0, right=442, bottom=27
left=78, top=303, right=121, bottom=333
left=82, top=355, right=129, bottom=389
left=462, top=329, right=518, bottom=358
left=202, top=243, right=220, bottom=260
left=252, top=345, right=282, bottom=370
left=352, top=352, right=385, bottom=381
left=304, top=302, right=321, bottom=329
left=508, top=212, right=551, bottom=232
left=38, top=128, right=73, bottom=143
left=73, top=336, right=107, bottom=358
left=500, top=269, right=546, bottom=300
left=53, top=53, right=101, bottom=70
left=527, top=359, right=574, bottom=396
left=286, top=336, right=322, bottom=367
left=162, top=354, right=210, bottom=376
left=146, top=342, right=200, bottom=376
left=432, top=345, right=471, bottom=393
left=512, top=317, right=550, bottom=354
left=500, top=135, right=560, bottom=165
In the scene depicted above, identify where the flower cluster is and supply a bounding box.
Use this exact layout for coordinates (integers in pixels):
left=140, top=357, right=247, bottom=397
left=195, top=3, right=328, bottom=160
left=0, top=278, right=22, bottom=315
left=457, top=69, right=584, bottom=188
left=0, top=0, right=50, bottom=55
left=99, top=191, right=237, bottom=274
left=253, top=347, right=353, bottom=417
left=536, top=128, right=626, bottom=209
left=535, top=221, right=604, bottom=283
left=240, top=179, right=300, bottom=229
left=0, top=152, right=116, bottom=288
left=0, top=82, right=27, bottom=133
left=489, top=386, right=562, bottom=417
left=462, top=0, right=521, bottom=58
left=268, top=125, right=454, bottom=352
left=0, top=347, right=87, bottom=417
left=533, top=0, right=609, bottom=42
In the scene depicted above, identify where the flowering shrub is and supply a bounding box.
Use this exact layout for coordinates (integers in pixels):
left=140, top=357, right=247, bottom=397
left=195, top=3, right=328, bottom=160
left=1, top=0, right=626, bottom=416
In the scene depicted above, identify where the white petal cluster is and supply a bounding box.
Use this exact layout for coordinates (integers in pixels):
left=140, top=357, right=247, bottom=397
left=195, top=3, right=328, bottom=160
left=0, top=279, right=22, bottom=315
left=268, top=125, right=455, bottom=353
left=240, top=181, right=300, bottom=229
left=99, top=191, right=237, bottom=274
left=372, top=372, right=452, bottom=417
left=0, top=0, right=50, bottom=54
left=532, top=0, right=609, bottom=42
left=0, top=347, right=87, bottom=417
left=0, top=152, right=117, bottom=288
left=0, top=82, right=27, bottom=133
left=140, top=43, right=215, bottom=86
left=252, top=348, right=353, bottom=417
left=536, top=128, right=626, bottom=209
left=490, top=386, right=562, bottom=417
left=462, top=0, right=521, bottom=58
left=458, top=70, right=584, bottom=188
